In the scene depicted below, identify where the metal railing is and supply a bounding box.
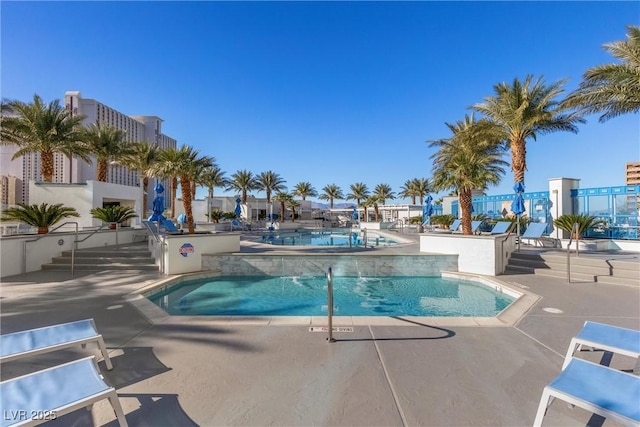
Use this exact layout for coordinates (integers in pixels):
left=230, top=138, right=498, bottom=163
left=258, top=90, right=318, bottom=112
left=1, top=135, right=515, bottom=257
left=142, top=220, right=166, bottom=274
left=567, top=222, right=579, bottom=283
left=326, top=267, right=335, bottom=343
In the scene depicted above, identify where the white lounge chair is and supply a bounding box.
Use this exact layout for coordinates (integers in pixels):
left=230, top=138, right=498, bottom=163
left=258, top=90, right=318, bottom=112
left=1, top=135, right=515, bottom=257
left=533, top=358, right=640, bottom=426
left=563, top=321, right=640, bottom=373
left=0, top=356, right=128, bottom=427
left=0, top=319, right=113, bottom=370
left=489, top=221, right=513, bottom=234
left=520, top=223, right=558, bottom=247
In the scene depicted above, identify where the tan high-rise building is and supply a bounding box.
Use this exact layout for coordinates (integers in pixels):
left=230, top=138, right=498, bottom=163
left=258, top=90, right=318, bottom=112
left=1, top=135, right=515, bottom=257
left=626, top=162, right=640, bottom=185
left=0, top=91, right=178, bottom=211
left=0, top=175, right=23, bottom=208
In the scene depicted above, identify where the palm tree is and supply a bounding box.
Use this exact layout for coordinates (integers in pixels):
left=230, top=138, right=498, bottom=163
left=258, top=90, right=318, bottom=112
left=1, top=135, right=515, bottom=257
left=198, top=165, right=227, bottom=199
left=398, top=180, right=418, bottom=204
left=256, top=171, right=287, bottom=204
left=119, top=141, right=161, bottom=216
left=563, top=25, right=640, bottom=122
left=413, top=178, right=431, bottom=205
left=156, top=145, right=213, bottom=234
left=292, top=182, right=317, bottom=201
left=151, top=148, right=183, bottom=218
left=319, top=184, right=343, bottom=209
left=471, top=75, right=584, bottom=185
left=0, top=94, right=91, bottom=182
left=373, top=183, right=395, bottom=207
left=1, top=203, right=79, bottom=234
left=429, top=115, right=508, bottom=235
left=273, top=191, right=293, bottom=222
left=80, top=122, right=133, bottom=182
left=286, top=197, right=301, bottom=222
left=346, top=183, right=370, bottom=209
left=227, top=170, right=259, bottom=204
left=363, top=196, right=380, bottom=222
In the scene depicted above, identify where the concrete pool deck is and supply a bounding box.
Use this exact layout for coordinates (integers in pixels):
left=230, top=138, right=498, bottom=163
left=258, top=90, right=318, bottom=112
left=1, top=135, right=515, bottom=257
left=1, top=238, right=639, bottom=426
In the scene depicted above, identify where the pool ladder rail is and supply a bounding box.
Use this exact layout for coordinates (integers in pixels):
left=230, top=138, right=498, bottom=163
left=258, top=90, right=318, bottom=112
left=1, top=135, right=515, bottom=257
left=327, top=267, right=336, bottom=343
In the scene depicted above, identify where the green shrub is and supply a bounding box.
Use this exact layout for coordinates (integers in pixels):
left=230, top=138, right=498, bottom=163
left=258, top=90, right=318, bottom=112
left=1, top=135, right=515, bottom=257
left=1, top=203, right=80, bottom=234
left=90, top=205, right=137, bottom=226
left=430, top=214, right=456, bottom=227
left=553, top=214, right=604, bottom=237
left=207, top=209, right=224, bottom=223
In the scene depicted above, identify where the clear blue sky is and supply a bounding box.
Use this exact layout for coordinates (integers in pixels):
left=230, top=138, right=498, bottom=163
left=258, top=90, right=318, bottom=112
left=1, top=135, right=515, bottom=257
left=2, top=1, right=639, bottom=202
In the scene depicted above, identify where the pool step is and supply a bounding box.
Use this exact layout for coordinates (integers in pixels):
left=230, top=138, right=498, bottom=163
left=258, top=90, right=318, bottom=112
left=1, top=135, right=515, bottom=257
left=505, top=251, right=639, bottom=287
left=41, top=242, right=159, bottom=272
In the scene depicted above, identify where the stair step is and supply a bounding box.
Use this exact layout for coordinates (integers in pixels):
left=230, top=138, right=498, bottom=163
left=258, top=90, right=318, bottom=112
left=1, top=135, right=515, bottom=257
left=41, top=264, right=159, bottom=271
left=50, top=257, right=156, bottom=265
left=532, top=269, right=640, bottom=287
left=62, top=250, right=152, bottom=258
left=507, top=251, right=639, bottom=283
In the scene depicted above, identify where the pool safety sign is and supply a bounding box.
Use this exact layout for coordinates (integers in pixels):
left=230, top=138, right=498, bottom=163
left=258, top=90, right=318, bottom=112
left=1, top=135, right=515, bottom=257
left=309, top=326, right=354, bottom=333
left=179, top=243, right=195, bottom=257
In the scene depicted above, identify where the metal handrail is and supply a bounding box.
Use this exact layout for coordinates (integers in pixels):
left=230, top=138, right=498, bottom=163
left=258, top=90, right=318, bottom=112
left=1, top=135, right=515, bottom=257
left=326, top=267, right=335, bottom=343
left=23, top=221, right=79, bottom=276
left=567, top=222, right=579, bottom=283
left=141, top=220, right=166, bottom=274
left=499, top=229, right=514, bottom=274
left=76, top=222, right=119, bottom=245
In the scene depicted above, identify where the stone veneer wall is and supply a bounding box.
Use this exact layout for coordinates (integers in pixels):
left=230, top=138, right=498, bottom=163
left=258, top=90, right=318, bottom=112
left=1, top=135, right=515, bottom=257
left=202, top=253, right=458, bottom=276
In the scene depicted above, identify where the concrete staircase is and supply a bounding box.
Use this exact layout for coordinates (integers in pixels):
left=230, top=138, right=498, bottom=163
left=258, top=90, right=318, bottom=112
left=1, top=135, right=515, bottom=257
left=505, top=250, right=640, bottom=287
left=42, top=242, right=159, bottom=272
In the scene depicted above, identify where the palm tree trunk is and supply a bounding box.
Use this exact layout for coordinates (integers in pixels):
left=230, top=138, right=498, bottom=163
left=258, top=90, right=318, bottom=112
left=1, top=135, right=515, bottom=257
left=242, top=190, right=247, bottom=204
left=41, top=151, right=54, bottom=182
left=181, top=176, right=195, bottom=234
left=460, top=189, right=473, bottom=235
left=364, top=206, right=369, bottom=221
left=280, top=202, right=285, bottom=221
left=97, top=160, right=108, bottom=182
left=142, top=176, right=149, bottom=217
left=374, top=205, right=379, bottom=222
left=511, top=137, right=527, bottom=184
left=171, top=177, right=178, bottom=219
left=291, top=207, right=296, bottom=222
left=191, top=182, right=196, bottom=201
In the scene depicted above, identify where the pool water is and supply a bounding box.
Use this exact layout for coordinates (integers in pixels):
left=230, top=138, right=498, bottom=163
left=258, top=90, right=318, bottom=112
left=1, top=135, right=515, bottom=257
left=148, top=275, right=515, bottom=317
left=255, top=230, right=399, bottom=246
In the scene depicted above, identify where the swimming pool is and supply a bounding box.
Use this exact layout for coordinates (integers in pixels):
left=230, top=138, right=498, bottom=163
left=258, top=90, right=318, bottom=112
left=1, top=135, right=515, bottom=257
left=147, top=275, right=515, bottom=317
left=254, top=229, right=401, bottom=247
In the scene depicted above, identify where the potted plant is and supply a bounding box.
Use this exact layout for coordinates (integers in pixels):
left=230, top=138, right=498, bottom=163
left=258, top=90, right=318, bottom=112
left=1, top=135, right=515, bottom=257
left=90, top=205, right=138, bottom=229
left=0, top=203, right=80, bottom=234
left=206, top=209, right=224, bottom=223
left=553, top=214, right=604, bottom=252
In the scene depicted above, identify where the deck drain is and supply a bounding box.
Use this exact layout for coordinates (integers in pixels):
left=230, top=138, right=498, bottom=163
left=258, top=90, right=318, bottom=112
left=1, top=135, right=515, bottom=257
left=542, top=307, right=564, bottom=314
left=107, top=304, right=124, bottom=310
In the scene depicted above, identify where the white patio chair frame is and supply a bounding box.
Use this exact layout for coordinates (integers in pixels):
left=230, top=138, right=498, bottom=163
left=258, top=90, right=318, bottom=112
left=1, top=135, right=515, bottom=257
left=0, top=319, right=113, bottom=370
left=0, top=356, right=128, bottom=427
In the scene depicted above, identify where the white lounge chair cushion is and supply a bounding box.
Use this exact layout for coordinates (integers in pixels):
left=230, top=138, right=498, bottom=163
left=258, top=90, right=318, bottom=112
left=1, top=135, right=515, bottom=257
left=545, top=358, right=640, bottom=423
left=574, top=321, right=640, bottom=355
left=0, top=357, right=127, bottom=427
left=0, top=320, right=99, bottom=359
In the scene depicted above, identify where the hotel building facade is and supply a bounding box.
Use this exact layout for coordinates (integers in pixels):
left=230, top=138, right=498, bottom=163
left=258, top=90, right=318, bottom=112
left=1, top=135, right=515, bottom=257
left=1, top=91, right=177, bottom=212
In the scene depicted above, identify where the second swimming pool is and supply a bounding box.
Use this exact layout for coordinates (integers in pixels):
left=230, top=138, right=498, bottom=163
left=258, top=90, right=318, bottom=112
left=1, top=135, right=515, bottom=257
left=147, top=275, right=515, bottom=317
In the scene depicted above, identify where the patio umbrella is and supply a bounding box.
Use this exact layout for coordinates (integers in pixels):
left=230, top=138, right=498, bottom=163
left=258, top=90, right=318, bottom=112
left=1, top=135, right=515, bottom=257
left=148, top=183, right=166, bottom=222
left=352, top=206, right=358, bottom=221
left=511, top=181, right=526, bottom=251
left=177, top=213, right=187, bottom=224
left=422, top=195, right=434, bottom=225
left=234, top=197, right=242, bottom=219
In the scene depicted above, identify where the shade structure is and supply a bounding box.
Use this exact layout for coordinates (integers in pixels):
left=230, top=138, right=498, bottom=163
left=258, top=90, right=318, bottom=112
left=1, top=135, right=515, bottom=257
left=511, top=181, right=526, bottom=251
left=234, top=197, right=242, bottom=218
left=422, top=195, right=434, bottom=224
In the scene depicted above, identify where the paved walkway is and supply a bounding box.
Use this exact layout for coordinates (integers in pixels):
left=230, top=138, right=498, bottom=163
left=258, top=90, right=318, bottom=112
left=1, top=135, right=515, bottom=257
left=1, top=237, right=639, bottom=426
